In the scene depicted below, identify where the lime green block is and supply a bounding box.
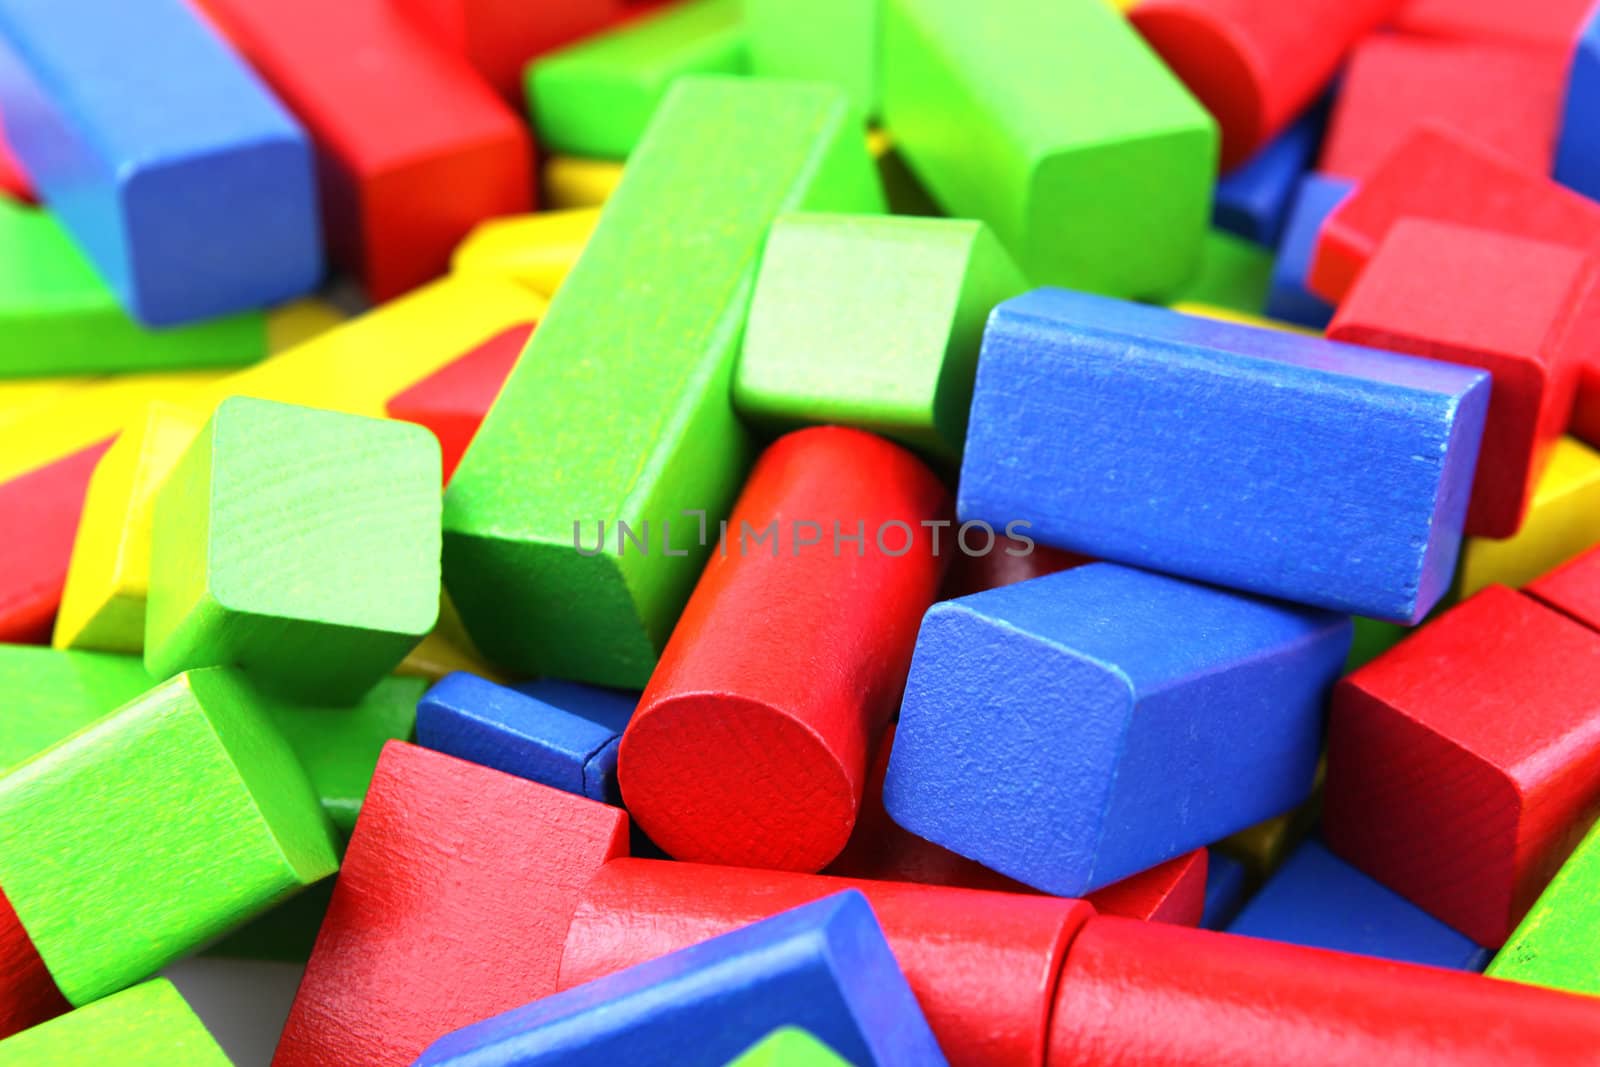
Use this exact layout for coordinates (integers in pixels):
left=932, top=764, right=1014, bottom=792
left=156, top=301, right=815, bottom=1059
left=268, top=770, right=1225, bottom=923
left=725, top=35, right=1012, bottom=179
left=145, top=396, right=441, bottom=704
left=0, top=200, right=265, bottom=379
left=1489, top=818, right=1600, bottom=995
left=0, top=645, right=153, bottom=774
left=1346, top=616, right=1411, bottom=674
left=0, top=980, right=231, bottom=1066
left=881, top=0, right=1216, bottom=298
left=445, top=76, right=885, bottom=687
left=1169, top=230, right=1273, bottom=316
left=0, top=668, right=338, bottom=1005
left=527, top=0, right=748, bottom=159
left=726, top=1028, right=850, bottom=1066
left=736, top=213, right=1025, bottom=458
left=745, top=0, right=877, bottom=118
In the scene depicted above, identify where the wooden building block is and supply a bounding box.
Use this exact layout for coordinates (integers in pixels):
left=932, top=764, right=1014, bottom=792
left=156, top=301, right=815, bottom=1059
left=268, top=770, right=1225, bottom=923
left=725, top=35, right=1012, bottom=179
left=885, top=563, right=1349, bottom=896
left=0, top=443, right=111, bottom=644
left=735, top=215, right=1026, bottom=458
left=0, top=980, right=230, bottom=1066
left=0, top=377, right=88, bottom=427
left=414, top=892, right=948, bottom=1066
left=397, top=595, right=514, bottom=686
left=0, top=0, right=321, bottom=326
left=1325, top=586, right=1600, bottom=946
left=1530, top=544, right=1600, bottom=634
left=542, top=155, right=625, bottom=208
left=451, top=209, right=599, bottom=296
left=1456, top=436, right=1600, bottom=598
left=1215, top=780, right=1323, bottom=880
left=1328, top=221, right=1590, bottom=538
left=960, top=289, right=1490, bottom=621
left=1391, top=0, right=1596, bottom=52
left=0, top=883, right=66, bottom=1039
left=1200, top=850, right=1252, bottom=930
left=744, top=0, right=877, bottom=117
left=1167, top=229, right=1273, bottom=315
left=0, top=668, right=337, bottom=1004
left=264, top=299, right=347, bottom=353
left=1264, top=174, right=1353, bottom=329
left=1130, top=0, right=1396, bottom=168
left=527, top=0, right=748, bottom=159
left=443, top=77, right=884, bottom=687
left=0, top=116, right=26, bottom=202
left=0, top=644, right=151, bottom=773
left=386, top=323, right=532, bottom=484
left=726, top=1030, right=849, bottom=1067
left=1577, top=351, right=1600, bottom=445
left=146, top=397, right=441, bottom=703
left=1558, top=6, right=1600, bottom=202
left=1489, top=816, right=1600, bottom=994
left=1213, top=101, right=1326, bottom=247
left=1169, top=303, right=1314, bottom=334
left=881, top=0, right=1215, bottom=297
left=192, top=0, right=534, bottom=303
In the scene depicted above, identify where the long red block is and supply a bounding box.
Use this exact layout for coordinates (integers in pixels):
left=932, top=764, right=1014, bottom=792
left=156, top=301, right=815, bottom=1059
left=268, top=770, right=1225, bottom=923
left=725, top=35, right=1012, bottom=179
left=1324, top=586, right=1600, bottom=947
left=618, top=427, right=950, bottom=873
left=1310, top=126, right=1600, bottom=302
left=0, top=885, right=67, bottom=1040
left=1576, top=352, right=1600, bottom=446
left=193, top=0, right=534, bottom=302
left=1129, top=0, right=1399, bottom=169
left=0, top=442, right=113, bottom=644
left=1529, top=544, right=1600, bottom=634
left=1327, top=220, right=1589, bottom=537
left=1391, top=0, right=1596, bottom=53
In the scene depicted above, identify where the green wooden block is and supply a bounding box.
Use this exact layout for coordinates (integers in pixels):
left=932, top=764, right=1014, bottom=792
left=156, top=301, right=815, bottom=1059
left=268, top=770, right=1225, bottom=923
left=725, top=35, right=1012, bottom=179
left=0, top=668, right=338, bottom=1004
left=1169, top=229, right=1273, bottom=316
left=881, top=0, right=1215, bottom=298
left=735, top=213, right=1025, bottom=458
left=0, top=645, right=153, bottom=774
left=744, top=0, right=878, bottom=118
left=0, top=979, right=231, bottom=1066
left=445, top=76, right=885, bottom=687
left=0, top=200, right=265, bottom=379
left=1488, top=818, right=1600, bottom=995
left=725, top=1028, right=850, bottom=1066
left=204, top=877, right=334, bottom=963
left=1345, top=616, right=1410, bottom=674
left=527, top=0, right=748, bottom=160
left=145, top=396, right=441, bottom=705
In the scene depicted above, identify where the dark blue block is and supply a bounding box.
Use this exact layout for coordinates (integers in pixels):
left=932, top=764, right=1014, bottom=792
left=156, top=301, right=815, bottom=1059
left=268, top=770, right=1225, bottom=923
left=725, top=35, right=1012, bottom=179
left=958, top=288, right=1489, bottom=622
left=1557, top=7, right=1600, bottom=201
left=416, top=673, right=636, bottom=804
left=412, top=890, right=948, bottom=1067
left=1214, top=102, right=1327, bottom=247
left=1227, top=840, right=1491, bottom=971
left=1264, top=174, right=1354, bottom=329
left=0, top=0, right=322, bottom=326
left=1201, top=849, right=1252, bottom=931
left=883, top=563, right=1350, bottom=897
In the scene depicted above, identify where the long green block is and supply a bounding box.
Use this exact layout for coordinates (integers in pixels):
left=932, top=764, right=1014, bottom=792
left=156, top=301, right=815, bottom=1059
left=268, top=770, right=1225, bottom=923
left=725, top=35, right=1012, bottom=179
left=1488, top=818, right=1600, bottom=996
left=726, top=1028, right=850, bottom=1066
left=0, top=980, right=231, bottom=1066
left=0, top=668, right=338, bottom=1004
left=445, top=76, right=885, bottom=687
left=881, top=0, right=1215, bottom=297
left=736, top=213, right=1025, bottom=458
left=146, top=396, right=441, bottom=704
left=0, top=645, right=153, bottom=774
left=1169, top=229, right=1274, bottom=316
left=744, top=0, right=878, bottom=118
left=0, top=200, right=265, bottom=379
left=527, top=0, right=748, bottom=159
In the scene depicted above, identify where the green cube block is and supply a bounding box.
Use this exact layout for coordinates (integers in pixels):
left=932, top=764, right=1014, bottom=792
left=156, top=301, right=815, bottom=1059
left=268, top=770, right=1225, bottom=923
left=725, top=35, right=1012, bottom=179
left=527, top=0, right=748, bottom=159
left=745, top=0, right=878, bottom=118
left=145, top=396, right=441, bottom=704
left=0, top=980, right=230, bottom=1066
left=0, top=645, right=153, bottom=774
left=726, top=1028, right=850, bottom=1066
left=736, top=213, right=1024, bottom=458
left=0, top=668, right=339, bottom=1004
left=881, top=0, right=1216, bottom=297
left=445, top=76, right=885, bottom=687
left=1489, top=818, right=1600, bottom=996
left=1169, top=229, right=1274, bottom=315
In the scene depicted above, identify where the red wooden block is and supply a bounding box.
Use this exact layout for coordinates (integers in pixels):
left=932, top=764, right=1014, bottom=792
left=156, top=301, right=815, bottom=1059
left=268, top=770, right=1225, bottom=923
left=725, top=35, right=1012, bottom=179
left=0, top=885, right=68, bottom=1040
left=1319, top=34, right=1563, bottom=181
left=618, top=427, right=951, bottom=873
left=385, top=321, right=532, bottom=485
left=192, top=0, right=534, bottom=303
left=938, top=536, right=1090, bottom=601
left=1324, top=586, right=1600, bottom=947
left=1327, top=220, right=1588, bottom=537
left=0, top=442, right=112, bottom=644
left=1529, top=544, right=1600, bottom=634
left=0, top=118, right=32, bottom=203
left=1391, top=0, right=1596, bottom=53
left=1086, top=849, right=1207, bottom=927
left=1310, top=125, right=1600, bottom=302
left=1576, top=351, right=1600, bottom=446
left=1129, top=0, right=1398, bottom=169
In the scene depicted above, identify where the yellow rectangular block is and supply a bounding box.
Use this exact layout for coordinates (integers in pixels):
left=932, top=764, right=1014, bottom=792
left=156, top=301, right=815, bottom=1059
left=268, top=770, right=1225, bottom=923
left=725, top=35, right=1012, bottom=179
left=0, top=377, right=97, bottom=430
left=543, top=155, right=626, bottom=208
left=451, top=209, right=600, bottom=296
left=1456, top=436, right=1600, bottom=598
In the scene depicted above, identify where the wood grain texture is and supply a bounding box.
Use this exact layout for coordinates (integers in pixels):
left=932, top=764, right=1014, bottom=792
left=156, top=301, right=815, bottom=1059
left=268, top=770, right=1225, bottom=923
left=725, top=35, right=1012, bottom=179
left=450, top=209, right=599, bottom=296
left=1489, top=815, right=1600, bottom=994
left=0, top=980, right=230, bottom=1066
left=0, top=644, right=152, bottom=773
left=1529, top=542, right=1600, bottom=635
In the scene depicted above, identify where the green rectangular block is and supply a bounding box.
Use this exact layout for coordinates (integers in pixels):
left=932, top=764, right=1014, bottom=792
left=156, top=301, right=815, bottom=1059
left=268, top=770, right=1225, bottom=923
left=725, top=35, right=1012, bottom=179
left=1488, top=817, right=1600, bottom=996
left=727, top=1028, right=850, bottom=1066
left=1169, top=229, right=1274, bottom=316
left=0, top=668, right=338, bottom=1004
left=527, top=0, right=749, bottom=159
left=881, top=0, right=1216, bottom=297
left=0, top=980, right=231, bottom=1066
left=735, top=213, right=1025, bottom=458
left=0, top=645, right=153, bottom=774
left=744, top=0, right=878, bottom=118
left=445, top=76, right=886, bottom=687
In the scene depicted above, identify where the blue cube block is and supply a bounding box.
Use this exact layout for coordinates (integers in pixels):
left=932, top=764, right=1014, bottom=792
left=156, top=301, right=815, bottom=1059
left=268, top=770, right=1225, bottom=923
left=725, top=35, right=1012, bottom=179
left=1201, top=849, right=1252, bottom=931
left=1227, top=839, right=1491, bottom=971
left=1214, top=102, right=1327, bottom=247
left=958, top=289, right=1489, bottom=622
left=1557, top=7, right=1600, bottom=201
left=413, top=890, right=949, bottom=1067
left=883, top=563, right=1351, bottom=897
left=1264, top=175, right=1354, bottom=329
left=0, top=0, right=322, bottom=326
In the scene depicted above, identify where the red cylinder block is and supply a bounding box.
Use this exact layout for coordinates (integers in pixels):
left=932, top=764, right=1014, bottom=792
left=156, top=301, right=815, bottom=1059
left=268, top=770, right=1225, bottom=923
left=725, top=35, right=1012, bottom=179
left=619, top=427, right=951, bottom=873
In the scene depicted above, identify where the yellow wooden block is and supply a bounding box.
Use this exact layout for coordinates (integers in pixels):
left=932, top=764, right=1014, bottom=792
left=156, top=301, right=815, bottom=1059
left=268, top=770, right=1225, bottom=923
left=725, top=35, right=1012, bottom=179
left=1170, top=302, right=1317, bottom=335
left=0, top=377, right=97, bottom=430
left=266, top=299, right=349, bottom=353
left=451, top=209, right=601, bottom=296
left=396, top=592, right=512, bottom=685
left=543, top=155, right=625, bottom=209
left=1456, top=436, right=1600, bottom=598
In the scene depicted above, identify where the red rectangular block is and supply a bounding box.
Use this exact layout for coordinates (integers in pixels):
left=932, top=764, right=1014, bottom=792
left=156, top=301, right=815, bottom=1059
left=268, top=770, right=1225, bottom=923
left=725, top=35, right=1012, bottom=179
left=0, top=442, right=112, bottom=644
left=1391, top=0, right=1595, bottom=53
left=1529, top=544, right=1600, bottom=634
left=1576, top=352, right=1600, bottom=446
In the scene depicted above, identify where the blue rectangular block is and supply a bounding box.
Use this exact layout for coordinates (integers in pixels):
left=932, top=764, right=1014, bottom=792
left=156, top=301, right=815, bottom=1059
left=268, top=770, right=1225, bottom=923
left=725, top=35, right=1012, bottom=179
left=0, top=0, right=322, bottom=326
left=1264, top=174, right=1353, bottom=329
left=959, top=288, right=1489, bottom=622
left=1201, top=849, right=1252, bottom=931
left=1556, top=7, right=1600, bottom=201
left=884, top=563, right=1351, bottom=897
left=1214, top=99, right=1327, bottom=247
left=413, top=890, right=948, bottom=1067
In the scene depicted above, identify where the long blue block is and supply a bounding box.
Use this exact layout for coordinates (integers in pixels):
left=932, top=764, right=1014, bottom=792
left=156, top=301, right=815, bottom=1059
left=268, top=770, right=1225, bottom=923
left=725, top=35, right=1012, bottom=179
left=1213, top=100, right=1327, bottom=247
left=883, top=563, right=1351, bottom=897
left=416, top=673, right=636, bottom=804
left=0, top=0, right=321, bottom=326
left=1557, top=7, right=1600, bottom=201
left=1264, top=174, right=1354, bottom=329
left=958, top=289, right=1489, bottom=622
left=1201, top=849, right=1252, bottom=931
left=1227, top=840, right=1491, bottom=971
left=412, top=890, right=948, bottom=1067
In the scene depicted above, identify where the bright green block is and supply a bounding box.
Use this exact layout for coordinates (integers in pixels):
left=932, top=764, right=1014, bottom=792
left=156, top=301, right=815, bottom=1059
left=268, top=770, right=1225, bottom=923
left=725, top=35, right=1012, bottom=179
left=1169, top=230, right=1273, bottom=315
left=0, top=980, right=231, bottom=1066
left=527, top=0, right=748, bottom=159
left=0, top=200, right=265, bottom=379
left=726, top=1029, right=850, bottom=1066
left=1346, top=616, right=1410, bottom=673
left=0, top=645, right=153, bottom=774
left=445, top=76, right=885, bottom=687
left=736, top=213, right=1025, bottom=458
left=881, top=0, right=1215, bottom=298
left=145, top=396, right=441, bottom=704
left=0, top=668, right=338, bottom=1004
left=1488, top=818, right=1600, bottom=995
left=745, top=0, right=877, bottom=118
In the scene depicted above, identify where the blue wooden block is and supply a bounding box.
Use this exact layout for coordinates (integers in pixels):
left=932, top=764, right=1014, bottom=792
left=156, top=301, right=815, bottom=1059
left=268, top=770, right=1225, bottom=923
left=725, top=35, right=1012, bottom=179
left=412, top=890, right=948, bottom=1067
left=415, top=673, right=636, bottom=804
left=883, top=563, right=1351, bottom=897
left=1557, top=7, right=1600, bottom=202
left=958, top=288, right=1489, bottom=623
left=1227, top=839, right=1492, bottom=971
left=1264, top=174, right=1354, bottom=329
left=1213, top=100, right=1327, bottom=247
left=1201, top=849, right=1252, bottom=931
left=0, top=0, right=322, bottom=326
